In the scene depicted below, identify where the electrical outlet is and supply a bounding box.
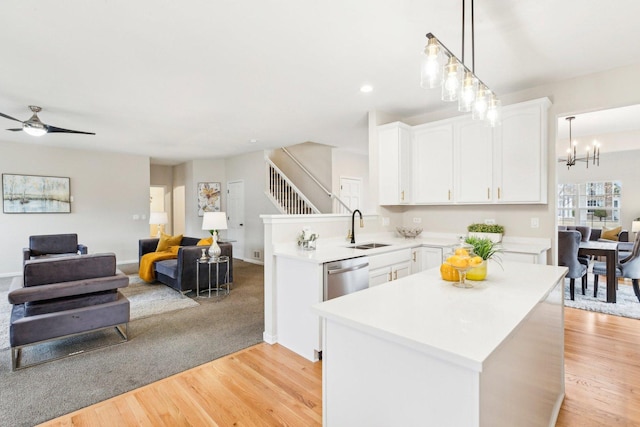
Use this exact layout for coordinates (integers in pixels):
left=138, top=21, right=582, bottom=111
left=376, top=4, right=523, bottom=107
left=531, top=217, right=539, bottom=228
left=484, top=219, right=495, bottom=225
left=382, top=217, right=390, bottom=226
left=413, top=217, right=422, bottom=224
left=133, top=214, right=140, bottom=220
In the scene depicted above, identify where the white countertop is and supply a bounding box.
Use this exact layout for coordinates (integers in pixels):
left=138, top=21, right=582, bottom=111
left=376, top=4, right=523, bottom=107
left=312, top=261, right=567, bottom=371
left=273, top=233, right=550, bottom=265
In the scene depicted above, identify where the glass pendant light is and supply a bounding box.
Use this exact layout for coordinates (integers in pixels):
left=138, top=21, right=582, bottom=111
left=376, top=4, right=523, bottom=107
left=458, top=71, right=477, bottom=112
left=421, top=37, right=444, bottom=89
left=442, top=56, right=461, bottom=102
left=486, top=94, right=501, bottom=127
left=472, top=85, right=488, bottom=120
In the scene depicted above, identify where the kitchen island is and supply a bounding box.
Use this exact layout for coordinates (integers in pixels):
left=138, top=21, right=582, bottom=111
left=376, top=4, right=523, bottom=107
left=312, top=261, right=567, bottom=427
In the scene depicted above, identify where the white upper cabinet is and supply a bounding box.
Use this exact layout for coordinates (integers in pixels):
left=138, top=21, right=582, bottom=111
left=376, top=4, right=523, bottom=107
left=376, top=97, right=551, bottom=206
left=493, top=98, right=551, bottom=203
left=454, top=119, right=494, bottom=203
left=413, top=123, right=454, bottom=204
left=378, top=122, right=412, bottom=205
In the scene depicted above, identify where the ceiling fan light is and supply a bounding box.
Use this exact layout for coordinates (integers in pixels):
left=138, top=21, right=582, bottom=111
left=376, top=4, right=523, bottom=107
left=23, top=123, right=47, bottom=136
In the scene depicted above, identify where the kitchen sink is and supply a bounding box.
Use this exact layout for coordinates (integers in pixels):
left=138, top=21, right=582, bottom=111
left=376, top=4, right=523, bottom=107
left=349, top=243, right=390, bottom=250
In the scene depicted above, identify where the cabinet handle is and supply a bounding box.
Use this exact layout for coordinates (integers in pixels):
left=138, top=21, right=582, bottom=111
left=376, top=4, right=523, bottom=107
left=498, top=187, right=501, bottom=199
left=393, top=270, right=398, bottom=280
left=487, top=188, right=490, bottom=199
left=412, top=251, right=417, bottom=262
left=448, top=189, right=451, bottom=200
left=401, top=190, right=405, bottom=201
left=388, top=272, right=392, bottom=282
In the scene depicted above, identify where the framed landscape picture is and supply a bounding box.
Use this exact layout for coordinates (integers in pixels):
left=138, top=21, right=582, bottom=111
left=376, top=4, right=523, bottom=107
left=197, top=182, right=221, bottom=216
left=2, top=173, right=71, bottom=214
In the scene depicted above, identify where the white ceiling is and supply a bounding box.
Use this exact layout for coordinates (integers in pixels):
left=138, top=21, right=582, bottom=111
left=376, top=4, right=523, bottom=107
left=1, top=0, right=640, bottom=165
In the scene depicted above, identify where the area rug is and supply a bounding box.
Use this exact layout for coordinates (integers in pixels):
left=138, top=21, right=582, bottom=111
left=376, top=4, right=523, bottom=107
left=0, top=274, right=199, bottom=351
left=563, top=278, right=640, bottom=319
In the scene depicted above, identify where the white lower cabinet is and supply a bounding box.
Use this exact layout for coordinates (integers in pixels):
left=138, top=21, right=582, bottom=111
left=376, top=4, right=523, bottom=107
left=420, top=247, right=443, bottom=271
left=368, top=248, right=412, bottom=287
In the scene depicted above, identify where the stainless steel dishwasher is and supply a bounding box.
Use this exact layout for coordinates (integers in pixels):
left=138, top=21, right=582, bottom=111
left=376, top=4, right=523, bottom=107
left=323, top=256, right=369, bottom=301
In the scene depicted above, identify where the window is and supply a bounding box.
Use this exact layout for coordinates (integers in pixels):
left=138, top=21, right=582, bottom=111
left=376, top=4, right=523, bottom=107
left=557, top=181, right=621, bottom=227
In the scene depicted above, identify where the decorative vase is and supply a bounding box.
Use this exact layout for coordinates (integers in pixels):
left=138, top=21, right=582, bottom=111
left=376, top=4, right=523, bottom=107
left=300, top=239, right=316, bottom=251
left=466, top=260, right=487, bottom=281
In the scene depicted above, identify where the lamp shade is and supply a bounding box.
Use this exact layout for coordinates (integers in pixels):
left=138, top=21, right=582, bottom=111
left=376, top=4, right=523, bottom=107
left=632, top=221, right=640, bottom=233
left=149, top=211, right=168, bottom=225
left=202, top=212, right=227, bottom=232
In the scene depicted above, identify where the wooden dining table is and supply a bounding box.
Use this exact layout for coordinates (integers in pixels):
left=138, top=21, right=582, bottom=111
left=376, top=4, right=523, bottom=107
left=579, top=240, right=619, bottom=303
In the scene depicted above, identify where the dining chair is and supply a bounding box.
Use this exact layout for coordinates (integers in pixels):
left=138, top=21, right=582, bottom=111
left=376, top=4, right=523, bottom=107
left=558, top=230, right=588, bottom=301
left=593, top=232, right=640, bottom=301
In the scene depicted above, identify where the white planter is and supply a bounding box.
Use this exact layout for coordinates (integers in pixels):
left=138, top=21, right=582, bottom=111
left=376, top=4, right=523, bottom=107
left=468, top=232, right=503, bottom=243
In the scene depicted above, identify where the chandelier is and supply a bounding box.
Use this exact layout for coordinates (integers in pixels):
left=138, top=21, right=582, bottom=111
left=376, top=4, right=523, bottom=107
left=564, top=116, right=600, bottom=169
left=421, top=0, right=501, bottom=127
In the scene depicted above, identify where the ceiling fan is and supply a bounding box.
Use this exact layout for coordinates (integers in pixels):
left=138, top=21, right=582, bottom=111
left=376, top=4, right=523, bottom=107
left=0, top=105, right=95, bottom=136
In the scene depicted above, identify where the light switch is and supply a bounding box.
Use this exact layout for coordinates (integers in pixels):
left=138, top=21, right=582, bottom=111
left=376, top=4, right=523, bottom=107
left=531, top=217, right=539, bottom=228
left=133, top=214, right=140, bottom=220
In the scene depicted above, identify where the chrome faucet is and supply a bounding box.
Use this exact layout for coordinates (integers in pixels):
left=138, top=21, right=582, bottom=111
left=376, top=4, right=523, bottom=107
left=350, top=209, right=363, bottom=244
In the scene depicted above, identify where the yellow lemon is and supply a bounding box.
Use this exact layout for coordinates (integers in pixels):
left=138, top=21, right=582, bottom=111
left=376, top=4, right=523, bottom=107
left=449, top=256, right=469, bottom=268
left=469, top=256, right=483, bottom=266
left=454, top=248, right=469, bottom=256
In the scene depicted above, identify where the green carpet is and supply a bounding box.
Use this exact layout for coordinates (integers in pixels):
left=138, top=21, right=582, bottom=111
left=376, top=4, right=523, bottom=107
left=0, top=260, right=264, bottom=427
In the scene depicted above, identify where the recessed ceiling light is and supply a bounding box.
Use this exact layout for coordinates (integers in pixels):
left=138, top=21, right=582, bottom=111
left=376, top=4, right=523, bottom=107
left=360, top=85, right=373, bottom=93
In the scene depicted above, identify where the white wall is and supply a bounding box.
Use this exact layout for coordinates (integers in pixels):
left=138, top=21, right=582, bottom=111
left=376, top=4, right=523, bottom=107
left=226, top=150, right=280, bottom=261
left=183, top=159, right=226, bottom=238
left=0, top=142, right=149, bottom=275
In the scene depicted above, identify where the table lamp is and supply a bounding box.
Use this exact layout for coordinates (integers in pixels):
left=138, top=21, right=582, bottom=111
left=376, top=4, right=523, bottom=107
left=202, top=212, right=228, bottom=260
left=149, top=211, right=168, bottom=237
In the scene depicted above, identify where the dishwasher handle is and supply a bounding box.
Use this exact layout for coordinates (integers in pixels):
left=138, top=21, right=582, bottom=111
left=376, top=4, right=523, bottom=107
left=327, top=262, right=369, bottom=275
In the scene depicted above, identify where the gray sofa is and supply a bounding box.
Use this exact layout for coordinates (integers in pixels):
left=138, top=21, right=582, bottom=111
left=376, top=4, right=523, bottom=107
left=23, top=233, right=88, bottom=262
left=8, top=253, right=129, bottom=370
left=138, top=237, right=233, bottom=293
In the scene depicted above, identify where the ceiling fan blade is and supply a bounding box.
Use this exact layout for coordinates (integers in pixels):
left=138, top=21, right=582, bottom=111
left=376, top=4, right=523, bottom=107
left=0, top=112, right=23, bottom=123
left=6, top=128, right=23, bottom=131
left=45, top=125, right=96, bottom=135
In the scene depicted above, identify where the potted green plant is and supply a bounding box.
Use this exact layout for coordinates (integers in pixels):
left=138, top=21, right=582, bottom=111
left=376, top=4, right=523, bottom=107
left=464, top=236, right=502, bottom=280
left=467, top=223, right=504, bottom=243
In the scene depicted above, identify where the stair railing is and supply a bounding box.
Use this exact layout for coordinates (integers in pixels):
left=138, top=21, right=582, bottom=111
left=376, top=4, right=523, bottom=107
left=281, top=147, right=352, bottom=214
left=265, top=157, right=320, bottom=215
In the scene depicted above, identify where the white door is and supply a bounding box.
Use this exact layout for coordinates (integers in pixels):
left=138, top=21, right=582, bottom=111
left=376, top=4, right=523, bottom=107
left=339, top=177, right=362, bottom=213
left=226, top=180, right=245, bottom=260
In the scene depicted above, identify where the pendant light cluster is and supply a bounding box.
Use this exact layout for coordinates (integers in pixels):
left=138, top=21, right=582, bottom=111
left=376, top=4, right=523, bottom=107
left=564, top=116, right=601, bottom=169
left=420, top=0, right=501, bottom=127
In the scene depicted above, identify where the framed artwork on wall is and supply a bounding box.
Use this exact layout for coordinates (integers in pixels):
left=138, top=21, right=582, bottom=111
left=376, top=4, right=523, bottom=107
left=2, top=173, right=71, bottom=214
left=197, top=182, right=221, bottom=216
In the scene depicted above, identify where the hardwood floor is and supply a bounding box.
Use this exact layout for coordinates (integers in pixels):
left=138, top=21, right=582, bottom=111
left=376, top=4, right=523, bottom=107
left=556, top=307, right=640, bottom=426
left=39, top=307, right=640, bottom=426
left=38, top=344, right=322, bottom=427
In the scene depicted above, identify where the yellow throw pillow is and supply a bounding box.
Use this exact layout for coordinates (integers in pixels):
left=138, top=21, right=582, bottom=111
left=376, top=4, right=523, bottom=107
left=156, top=233, right=183, bottom=252
left=197, top=237, right=213, bottom=246
left=602, top=226, right=622, bottom=241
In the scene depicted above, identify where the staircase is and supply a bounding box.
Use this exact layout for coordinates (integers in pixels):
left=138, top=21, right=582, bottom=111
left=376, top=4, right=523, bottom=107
left=265, top=157, right=320, bottom=214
